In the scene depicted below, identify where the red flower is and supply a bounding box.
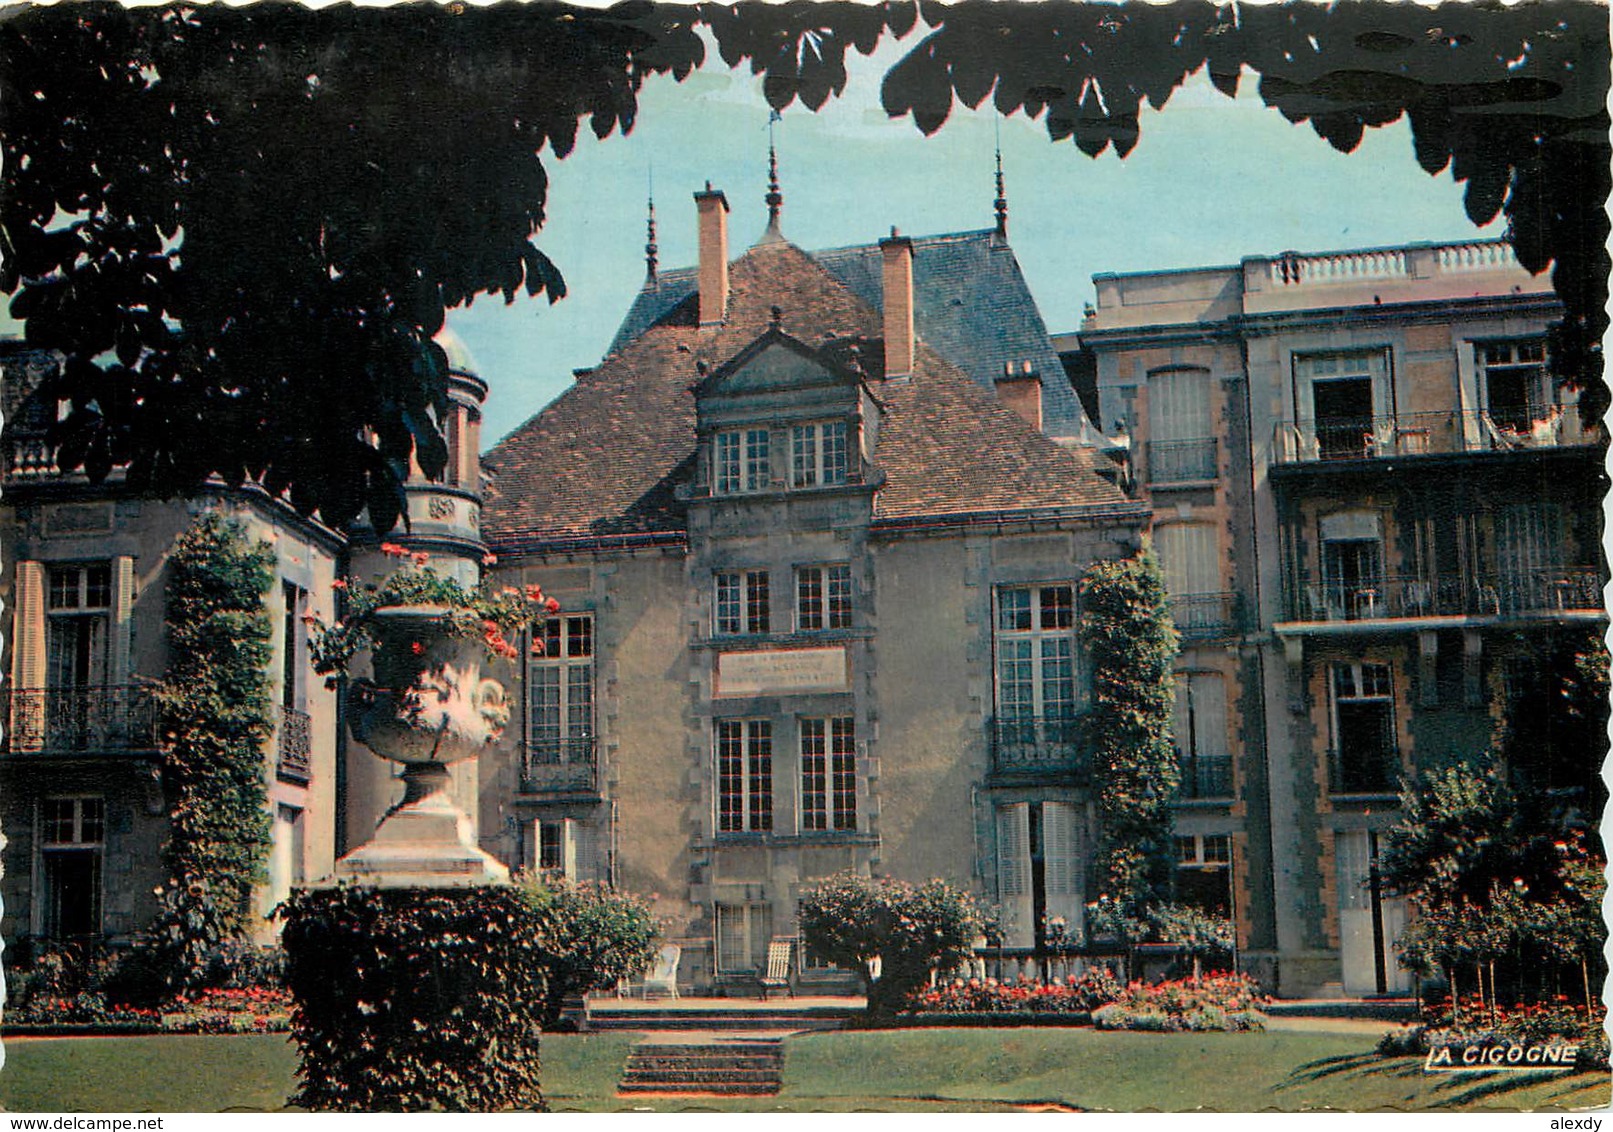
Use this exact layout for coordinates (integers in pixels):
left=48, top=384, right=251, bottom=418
left=410, top=641, right=425, bottom=656
left=411, top=552, right=429, bottom=567
left=525, top=584, right=545, bottom=601
left=482, top=553, right=498, bottom=566
left=331, top=578, right=348, bottom=590
left=380, top=542, right=408, bottom=558
left=545, top=597, right=561, bottom=614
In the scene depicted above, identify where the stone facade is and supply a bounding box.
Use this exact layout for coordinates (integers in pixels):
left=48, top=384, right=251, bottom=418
left=1067, top=238, right=1607, bottom=995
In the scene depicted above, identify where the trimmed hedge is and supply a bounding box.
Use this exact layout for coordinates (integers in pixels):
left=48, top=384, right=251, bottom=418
left=279, top=885, right=546, bottom=1112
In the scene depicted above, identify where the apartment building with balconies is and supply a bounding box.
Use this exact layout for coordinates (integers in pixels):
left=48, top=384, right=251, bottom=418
left=1066, top=237, right=1607, bottom=997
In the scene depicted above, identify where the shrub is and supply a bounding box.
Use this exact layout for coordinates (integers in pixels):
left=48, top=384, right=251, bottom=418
left=799, top=872, right=985, bottom=1016
left=279, top=885, right=546, bottom=1111
left=516, top=878, right=659, bottom=1030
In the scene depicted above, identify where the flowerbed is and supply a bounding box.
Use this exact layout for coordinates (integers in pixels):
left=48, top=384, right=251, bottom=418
left=904, top=970, right=1123, bottom=1019
left=1092, top=973, right=1269, bottom=1033
left=7, top=987, right=292, bottom=1035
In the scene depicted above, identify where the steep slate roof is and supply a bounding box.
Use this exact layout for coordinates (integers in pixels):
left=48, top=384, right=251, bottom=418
left=483, top=239, right=1139, bottom=553
left=607, top=229, right=1087, bottom=435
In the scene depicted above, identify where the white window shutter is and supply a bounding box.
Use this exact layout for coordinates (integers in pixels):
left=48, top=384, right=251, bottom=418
left=561, top=817, right=579, bottom=881
left=110, top=556, right=135, bottom=684
left=524, top=820, right=542, bottom=873
left=11, top=561, right=46, bottom=752
left=996, top=803, right=1033, bottom=948
left=1042, top=801, right=1085, bottom=931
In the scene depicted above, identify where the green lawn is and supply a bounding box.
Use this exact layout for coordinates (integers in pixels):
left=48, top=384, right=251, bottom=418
left=2, top=1029, right=1606, bottom=1113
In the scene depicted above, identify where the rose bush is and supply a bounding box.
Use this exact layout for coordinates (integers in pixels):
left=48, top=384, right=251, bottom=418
left=904, top=969, right=1123, bottom=1017
left=1091, top=972, right=1268, bottom=1032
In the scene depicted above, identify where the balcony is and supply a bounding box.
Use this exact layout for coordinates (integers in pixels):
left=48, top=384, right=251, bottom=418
left=990, top=716, right=1090, bottom=782
left=1285, top=568, right=1604, bottom=625
left=1170, top=592, right=1239, bottom=640
left=1271, top=405, right=1598, bottom=467
left=519, top=736, right=600, bottom=796
left=276, top=706, right=312, bottom=784
left=1146, top=438, right=1218, bottom=485
left=1329, top=746, right=1401, bottom=797
left=5, top=685, right=159, bottom=755
left=1177, top=754, right=1233, bottom=801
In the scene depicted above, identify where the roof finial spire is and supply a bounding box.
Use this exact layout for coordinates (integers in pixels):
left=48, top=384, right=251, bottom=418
left=764, top=110, right=784, bottom=237
left=993, top=119, right=1009, bottom=240
left=645, top=164, right=659, bottom=282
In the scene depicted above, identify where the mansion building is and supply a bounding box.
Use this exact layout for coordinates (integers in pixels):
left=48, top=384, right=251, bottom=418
left=2, top=178, right=1602, bottom=999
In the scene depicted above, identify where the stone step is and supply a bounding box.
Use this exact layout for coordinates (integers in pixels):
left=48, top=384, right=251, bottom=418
left=618, top=1081, right=781, bottom=1096
left=618, top=1038, right=785, bottom=1097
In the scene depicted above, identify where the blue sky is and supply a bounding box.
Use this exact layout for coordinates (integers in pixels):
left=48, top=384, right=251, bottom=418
left=449, top=29, right=1506, bottom=448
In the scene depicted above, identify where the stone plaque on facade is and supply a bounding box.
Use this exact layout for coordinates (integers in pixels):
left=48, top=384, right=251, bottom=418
left=715, top=646, right=848, bottom=698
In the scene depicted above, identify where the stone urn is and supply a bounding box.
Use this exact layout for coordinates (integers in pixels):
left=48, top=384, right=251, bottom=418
left=334, top=605, right=512, bottom=886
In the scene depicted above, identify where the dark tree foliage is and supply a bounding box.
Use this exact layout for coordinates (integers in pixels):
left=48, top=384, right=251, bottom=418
left=279, top=885, right=547, bottom=1112
left=4, top=1, right=1606, bottom=526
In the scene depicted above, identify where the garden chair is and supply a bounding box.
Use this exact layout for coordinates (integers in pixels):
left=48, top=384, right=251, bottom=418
left=643, top=943, right=681, bottom=1000
left=759, top=937, right=794, bottom=1000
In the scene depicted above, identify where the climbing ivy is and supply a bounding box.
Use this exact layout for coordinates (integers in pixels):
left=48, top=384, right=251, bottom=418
left=1082, top=547, right=1180, bottom=925
left=146, top=510, right=277, bottom=989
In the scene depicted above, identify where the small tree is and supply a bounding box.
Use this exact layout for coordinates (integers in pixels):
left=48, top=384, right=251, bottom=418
left=146, top=511, right=277, bottom=992
left=1082, top=548, right=1180, bottom=922
left=798, top=873, right=984, bottom=1017
left=517, top=879, right=659, bottom=1030
left=1147, top=903, right=1235, bottom=982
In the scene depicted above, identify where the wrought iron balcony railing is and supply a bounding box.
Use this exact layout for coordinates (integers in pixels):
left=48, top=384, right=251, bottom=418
left=1287, top=568, right=1604, bottom=623
left=1178, top=754, right=1233, bottom=801
left=1146, top=438, right=1218, bottom=484
left=1170, top=592, right=1239, bottom=640
left=276, top=706, right=312, bottom=783
left=6, top=685, right=159, bottom=754
left=1271, top=405, right=1599, bottom=466
left=990, top=715, right=1089, bottom=780
left=519, top=736, right=599, bottom=794
left=1329, top=746, right=1401, bottom=796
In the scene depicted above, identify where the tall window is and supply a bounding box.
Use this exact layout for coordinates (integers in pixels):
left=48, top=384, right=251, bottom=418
left=41, top=796, right=104, bottom=939
left=281, top=582, right=307, bottom=712
left=1495, top=503, right=1563, bottom=611
left=791, top=421, right=849, bottom=487
left=713, top=428, right=771, bottom=494
left=1318, top=511, right=1384, bottom=620
left=1154, top=523, right=1228, bottom=634
left=528, top=615, right=594, bottom=762
left=994, top=584, right=1077, bottom=724
left=715, top=571, right=770, bottom=635
left=1147, top=368, right=1216, bottom=482
left=1174, top=672, right=1230, bottom=799
left=1332, top=662, right=1396, bottom=794
left=717, top=720, right=773, bottom=833
left=47, top=564, right=111, bottom=689
left=1174, top=834, right=1232, bottom=917
left=716, top=902, right=773, bottom=975
left=1298, top=350, right=1388, bottom=458
left=796, top=564, right=852, bottom=631
left=1479, top=339, right=1548, bottom=432
left=800, top=717, right=856, bottom=832
left=997, top=800, right=1084, bottom=949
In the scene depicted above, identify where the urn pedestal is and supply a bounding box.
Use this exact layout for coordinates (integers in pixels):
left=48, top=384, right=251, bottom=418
left=332, top=605, right=511, bottom=887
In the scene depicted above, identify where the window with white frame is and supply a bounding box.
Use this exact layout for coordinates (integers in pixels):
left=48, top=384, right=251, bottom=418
left=800, top=717, right=856, bottom=832
left=1174, top=672, right=1230, bottom=799
left=716, top=902, right=773, bottom=974
left=1478, top=339, right=1548, bottom=432
left=715, top=571, right=771, bottom=635
left=47, top=563, right=111, bottom=688
left=41, top=796, right=104, bottom=939
left=717, top=719, right=773, bottom=833
left=796, top=564, right=852, bottom=632
left=713, top=428, right=772, bottom=494
left=994, top=585, right=1077, bottom=725
left=1174, top=833, right=1232, bottom=917
left=1332, top=662, right=1397, bottom=794
left=791, top=421, right=849, bottom=487
left=527, top=615, right=594, bottom=762
left=1297, top=349, right=1389, bottom=458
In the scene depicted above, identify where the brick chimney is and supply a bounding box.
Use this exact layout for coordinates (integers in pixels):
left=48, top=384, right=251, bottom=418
left=880, top=228, right=915, bottom=379
left=695, top=182, right=730, bottom=326
left=995, top=361, right=1044, bottom=432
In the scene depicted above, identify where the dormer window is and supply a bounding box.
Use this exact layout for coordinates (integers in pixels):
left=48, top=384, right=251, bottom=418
left=714, top=428, right=771, bottom=495
left=791, top=421, right=849, bottom=488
